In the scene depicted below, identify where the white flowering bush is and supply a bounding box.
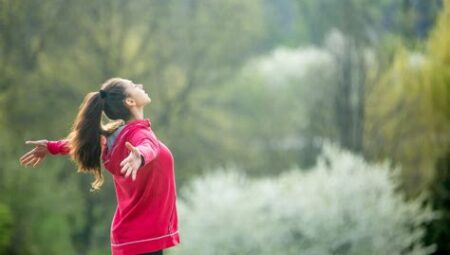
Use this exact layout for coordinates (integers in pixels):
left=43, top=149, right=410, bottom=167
left=170, top=142, right=438, bottom=255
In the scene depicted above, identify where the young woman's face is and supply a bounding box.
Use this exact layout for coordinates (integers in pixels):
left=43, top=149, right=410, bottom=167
left=123, top=79, right=151, bottom=107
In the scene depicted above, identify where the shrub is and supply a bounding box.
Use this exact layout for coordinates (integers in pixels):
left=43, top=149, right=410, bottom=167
left=172, top=142, right=438, bottom=255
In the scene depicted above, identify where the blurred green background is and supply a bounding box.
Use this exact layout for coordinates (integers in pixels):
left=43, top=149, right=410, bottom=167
left=0, top=0, right=449, bottom=254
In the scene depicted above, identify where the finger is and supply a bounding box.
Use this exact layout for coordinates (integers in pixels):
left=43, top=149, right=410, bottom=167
left=19, top=151, right=32, bottom=162
left=20, top=150, right=36, bottom=162
left=25, top=141, right=43, bottom=146
left=132, top=169, right=137, bottom=181
left=120, top=157, right=132, bottom=168
left=20, top=158, right=33, bottom=166
left=124, top=166, right=135, bottom=179
left=125, top=142, right=135, bottom=151
left=120, top=152, right=134, bottom=167
left=20, top=156, right=34, bottom=166
left=120, top=162, right=128, bottom=173
left=124, top=167, right=131, bottom=178
left=33, top=158, right=42, bottom=167
left=21, top=156, right=37, bottom=166
left=20, top=148, right=36, bottom=160
left=20, top=150, right=37, bottom=163
left=121, top=163, right=132, bottom=174
left=28, top=158, right=39, bottom=168
left=120, top=157, right=128, bottom=167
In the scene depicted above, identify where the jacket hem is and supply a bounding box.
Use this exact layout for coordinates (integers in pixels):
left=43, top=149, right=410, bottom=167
left=111, top=231, right=180, bottom=255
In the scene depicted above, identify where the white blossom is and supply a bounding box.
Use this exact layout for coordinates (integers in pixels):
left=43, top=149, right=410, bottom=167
left=172, top=142, right=438, bottom=255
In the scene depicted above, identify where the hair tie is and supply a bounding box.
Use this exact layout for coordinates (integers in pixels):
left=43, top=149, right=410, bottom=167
left=99, top=89, right=107, bottom=99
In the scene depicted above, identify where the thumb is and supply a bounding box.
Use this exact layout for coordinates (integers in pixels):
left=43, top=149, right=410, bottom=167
left=26, top=140, right=43, bottom=146
left=125, top=142, right=135, bottom=152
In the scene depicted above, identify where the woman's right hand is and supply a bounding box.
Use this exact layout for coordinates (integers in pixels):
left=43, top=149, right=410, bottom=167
left=20, top=140, right=49, bottom=167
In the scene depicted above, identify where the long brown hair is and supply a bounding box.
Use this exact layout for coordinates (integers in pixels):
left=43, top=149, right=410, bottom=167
left=66, top=78, right=131, bottom=191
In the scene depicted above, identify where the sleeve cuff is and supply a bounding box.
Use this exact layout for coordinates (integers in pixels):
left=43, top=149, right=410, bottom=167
left=140, top=154, right=145, bottom=167
left=47, top=141, right=61, bottom=155
left=47, top=140, right=70, bottom=155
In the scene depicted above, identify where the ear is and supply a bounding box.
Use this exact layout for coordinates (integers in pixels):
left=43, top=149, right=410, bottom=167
left=123, top=97, right=136, bottom=107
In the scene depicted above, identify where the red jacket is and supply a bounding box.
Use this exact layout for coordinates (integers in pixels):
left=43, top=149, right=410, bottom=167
left=47, top=118, right=180, bottom=255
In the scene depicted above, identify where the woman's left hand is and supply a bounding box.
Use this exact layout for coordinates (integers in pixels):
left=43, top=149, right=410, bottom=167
left=20, top=140, right=49, bottom=167
left=120, top=142, right=143, bottom=181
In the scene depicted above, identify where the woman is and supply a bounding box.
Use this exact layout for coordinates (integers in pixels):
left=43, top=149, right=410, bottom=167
left=19, top=77, right=180, bottom=255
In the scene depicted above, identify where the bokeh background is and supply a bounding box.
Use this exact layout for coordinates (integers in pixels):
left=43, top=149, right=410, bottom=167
left=0, top=0, right=449, bottom=254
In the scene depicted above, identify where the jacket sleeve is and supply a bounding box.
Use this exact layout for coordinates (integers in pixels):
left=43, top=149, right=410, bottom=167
left=47, top=139, right=71, bottom=155
left=129, top=128, right=161, bottom=168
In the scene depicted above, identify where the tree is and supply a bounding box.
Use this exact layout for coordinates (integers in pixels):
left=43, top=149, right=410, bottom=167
left=364, top=0, right=449, bottom=198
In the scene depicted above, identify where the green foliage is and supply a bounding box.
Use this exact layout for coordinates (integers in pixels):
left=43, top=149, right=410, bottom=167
left=423, top=0, right=450, bottom=125
left=365, top=0, right=449, bottom=198
left=0, top=202, right=12, bottom=252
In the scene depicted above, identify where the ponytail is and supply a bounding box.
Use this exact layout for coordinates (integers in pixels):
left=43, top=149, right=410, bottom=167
left=64, top=77, right=132, bottom=191
left=67, top=91, right=105, bottom=191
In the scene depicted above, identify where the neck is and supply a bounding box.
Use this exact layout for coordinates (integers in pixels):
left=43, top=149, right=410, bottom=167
left=127, top=107, right=145, bottom=123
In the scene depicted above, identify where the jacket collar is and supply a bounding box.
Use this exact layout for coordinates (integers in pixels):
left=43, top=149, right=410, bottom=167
left=102, top=117, right=151, bottom=160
